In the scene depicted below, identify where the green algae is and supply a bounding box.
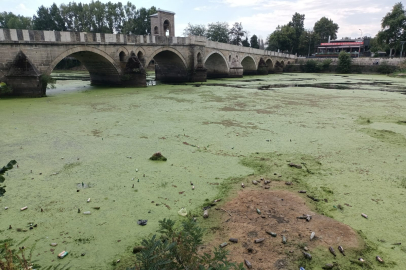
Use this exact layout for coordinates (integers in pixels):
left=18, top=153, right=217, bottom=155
left=1, top=73, right=406, bottom=269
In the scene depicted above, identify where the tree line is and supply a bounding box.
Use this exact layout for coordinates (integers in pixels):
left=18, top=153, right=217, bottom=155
left=0, top=1, right=157, bottom=35
left=1, top=1, right=405, bottom=56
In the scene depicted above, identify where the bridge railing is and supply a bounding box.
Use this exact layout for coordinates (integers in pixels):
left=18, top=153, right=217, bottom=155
left=0, top=28, right=296, bottom=59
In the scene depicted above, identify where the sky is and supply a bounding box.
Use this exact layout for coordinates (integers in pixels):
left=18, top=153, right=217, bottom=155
left=1, top=0, right=399, bottom=40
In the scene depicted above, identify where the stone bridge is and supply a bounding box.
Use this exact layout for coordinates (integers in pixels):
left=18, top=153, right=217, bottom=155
left=0, top=28, right=296, bottom=97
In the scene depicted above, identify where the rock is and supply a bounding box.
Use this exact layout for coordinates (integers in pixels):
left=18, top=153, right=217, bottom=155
left=254, top=238, right=265, bottom=243
left=220, top=242, right=228, bottom=248
left=252, top=180, right=258, bottom=185
left=133, top=246, right=145, bottom=254
left=288, top=163, right=302, bottom=169
left=229, top=238, right=238, bottom=243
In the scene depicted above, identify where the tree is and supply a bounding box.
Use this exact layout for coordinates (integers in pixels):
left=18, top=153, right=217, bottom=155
left=298, top=29, right=319, bottom=56
left=250, top=34, right=259, bottom=48
left=131, top=6, right=157, bottom=35
left=206, top=22, right=229, bottom=43
left=229, top=22, right=246, bottom=45
left=266, top=24, right=296, bottom=52
left=288, top=12, right=305, bottom=53
left=134, top=218, right=244, bottom=269
left=376, top=2, right=406, bottom=57
left=337, top=51, right=352, bottom=74
left=0, top=12, right=32, bottom=29
left=33, top=4, right=66, bottom=31
left=183, top=23, right=206, bottom=36
left=314, top=17, right=339, bottom=43
left=242, top=37, right=250, bottom=47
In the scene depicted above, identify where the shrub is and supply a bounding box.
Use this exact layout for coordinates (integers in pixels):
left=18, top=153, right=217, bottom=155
left=377, top=61, right=396, bottom=74
left=337, top=51, right=352, bottom=73
left=0, top=82, right=12, bottom=95
left=321, top=59, right=332, bottom=70
left=133, top=218, right=244, bottom=270
left=303, top=60, right=321, bottom=73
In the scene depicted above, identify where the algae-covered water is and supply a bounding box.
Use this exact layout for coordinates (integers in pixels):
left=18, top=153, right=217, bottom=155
left=1, top=73, right=406, bottom=269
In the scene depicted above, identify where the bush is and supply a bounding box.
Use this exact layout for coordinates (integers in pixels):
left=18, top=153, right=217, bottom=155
left=303, top=60, right=321, bottom=73
left=133, top=218, right=244, bottom=270
left=337, top=51, right=352, bottom=73
left=39, top=74, right=56, bottom=90
left=0, top=82, right=12, bottom=95
left=377, top=61, right=396, bottom=74
left=321, top=59, right=332, bottom=70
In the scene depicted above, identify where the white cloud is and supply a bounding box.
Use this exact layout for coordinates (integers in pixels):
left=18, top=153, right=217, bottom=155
left=194, top=5, right=217, bottom=11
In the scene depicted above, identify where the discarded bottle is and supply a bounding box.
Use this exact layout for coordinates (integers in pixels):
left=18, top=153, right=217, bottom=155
left=241, top=183, right=245, bottom=188
left=329, top=246, right=336, bottom=257
left=87, top=198, right=91, bottom=203
left=229, top=238, right=238, bottom=243
left=302, top=251, right=312, bottom=260
left=300, top=267, right=306, bottom=270
left=4, top=207, right=8, bottom=210
left=256, top=208, right=261, bottom=214
left=266, top=231, right=277, bottom=237
left=58, top=251, right=68, bottom=259
left=361, top=213, right=368, bottom=219
left=220, top=242, right=228, bottom=248
left=203, top=209, right=209, bottom=218
left=310, top=232, right=315, bottom=240
left=338, top=245, right=345, bottom=256
left=244, top=259, right=252, bottom=269
left=376, top=256, right=384, bottom=263
left=282, top=235, right=287, bottom=244
left=50, top=243, right=58, bottom=247
left=83, top=211, right=91, bottom=215
left=20, top=206, right=28, bottom=211
left=192, top=186, right=195, bottom=190
left=254, top=238, right=265, bottom=243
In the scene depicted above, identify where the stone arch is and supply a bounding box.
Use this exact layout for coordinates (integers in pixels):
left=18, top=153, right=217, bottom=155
left=154, top=26, right=159, bottom=35
left=130, top=51, right=136, bottom=57
left=274, top=60, right=284, bottom=73
left=241, top=55, right=257, bottom=75
left=163, top=20, right=171, bottom=36
left=137, top=51, right=145, bottom=67
left=147, top=47, right=188, bottom=82
left=265, top=58, right=274, bottom=73
left=196, top=52, right=203, bottom=66
left=115, top=46, right=129, bottom=60
left=204, top=51, right=229, bottom=78
left=47, top=46, right=122, bottom=86
left=119, top=51, right=126, bottom=62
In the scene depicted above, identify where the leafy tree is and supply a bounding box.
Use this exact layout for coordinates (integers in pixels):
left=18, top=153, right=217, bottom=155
left=337, top=51, right=352, bottom=74
left=33, top=4, right=66, bottom=31
left=250, top=34, right=259, bottom=49
left=0, top=12, right=32, bottom=29
left=134, top=218, right=244, bottom=270
left=229, top=22, right=246, bottom=45
left=242, top=37, right=250, bottom=47
left=131, top=6, right=157, bottom=35
left=314, top=17, right=339, bottom=43
left=298, top=29, right=319, bottom=56
left=206, top=22, right=229, bottom=43
left=266, top=24, right=296, bottom=53
left=183, top=23, right=207, bottom=36
left=288, top=12, right=305, bottom=53
left=376, top=2, right=406, bottom=57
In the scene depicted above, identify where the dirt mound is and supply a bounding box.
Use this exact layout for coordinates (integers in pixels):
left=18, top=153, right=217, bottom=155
left=208, top=188, right=361, bottom=270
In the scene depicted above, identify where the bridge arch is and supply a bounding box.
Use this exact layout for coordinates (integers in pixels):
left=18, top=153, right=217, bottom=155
left=241, top=55, right=257, bottom=75
left=147, top=47, right=188, bottom=82
left=274, top=60, right=284, bottom=73
left=204, top=50, right=229, bottom=78
left=46, top=46, right=122, bottom=86
left=265, top=58, right=274, bottom=73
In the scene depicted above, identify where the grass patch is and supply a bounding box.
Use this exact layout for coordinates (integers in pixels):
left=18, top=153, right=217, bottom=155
left=360, top=128, right=406, bottom=145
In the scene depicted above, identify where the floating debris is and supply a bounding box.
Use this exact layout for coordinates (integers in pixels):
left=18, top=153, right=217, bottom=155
left=229, top=238, right=238, bottom=243
left=329, top=246, right=336, bottom=257
left=220, top=242, right=228, bottom=248
left=20, top=206, right=27, bottom=211
left=266, top=231, right=277, bottom=237
left=244, top=259, right=252, bottom=269
left=137, top=220, right=148, bottom=226
left=241, top=183, right=245, bottom=188
left=376, top=256, right=384, bottom=263
left=361, top=213, right=368, bottom=219
left=282, top=235, right=287, bottom=244
left=58, top=251, right=68, bottom=259
left=252, top=180, right=258, bottom=185
left=338, top=245, right=345, bottom=256
left=50, top=243, right=58, bottom=247
left=133, top=246, right=145, bottom=254
left=254, top=238, right=265, bottom=243
left=203, top=209, right=209, bottom=218
left=302, top=251, right=312, bottom=260
left=285, top=181, right=293, bottom=186
left=310, top=232, right=315, bottom=240
left=322, top=263, right=334, bottom=269
left=87, top=198, right=91, bottom=203
left=256, top=208, right=261, bottom=214
left=83, top=211, right=91, bottom=215
left=298, top=190, right=307, bottom=193
left=288, top=163, right=302, bottom=169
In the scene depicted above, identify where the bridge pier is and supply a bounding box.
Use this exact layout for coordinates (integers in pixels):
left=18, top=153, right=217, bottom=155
left=4, top=51, right=45, bottom=97
left=257, top=59, right=269, bottom=75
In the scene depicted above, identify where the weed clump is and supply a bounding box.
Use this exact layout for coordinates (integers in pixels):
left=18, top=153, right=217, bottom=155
left=149, top=152, right=167, bottom=161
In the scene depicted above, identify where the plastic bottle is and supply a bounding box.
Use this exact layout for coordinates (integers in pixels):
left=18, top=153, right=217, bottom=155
left=83, top=211, right=91, bottom=215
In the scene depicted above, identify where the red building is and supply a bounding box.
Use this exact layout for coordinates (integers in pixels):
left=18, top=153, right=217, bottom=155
left=316, top=38, right=370, bottom=57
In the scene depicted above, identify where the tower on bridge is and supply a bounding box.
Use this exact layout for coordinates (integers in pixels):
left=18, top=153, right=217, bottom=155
left=150, top=9, right=175, bottom=37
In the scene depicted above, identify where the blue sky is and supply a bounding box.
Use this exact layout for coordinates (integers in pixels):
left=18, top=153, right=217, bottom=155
left=2, top=0, right=398, bottom=40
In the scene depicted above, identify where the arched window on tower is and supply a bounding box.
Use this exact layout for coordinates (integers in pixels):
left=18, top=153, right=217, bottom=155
left=163, top=20, right=170, bottom=36
left=154, top=26, right=159, bottom=35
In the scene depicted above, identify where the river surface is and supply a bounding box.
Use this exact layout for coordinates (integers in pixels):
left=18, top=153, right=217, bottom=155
left=1, top=73, right=406, bottom=269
